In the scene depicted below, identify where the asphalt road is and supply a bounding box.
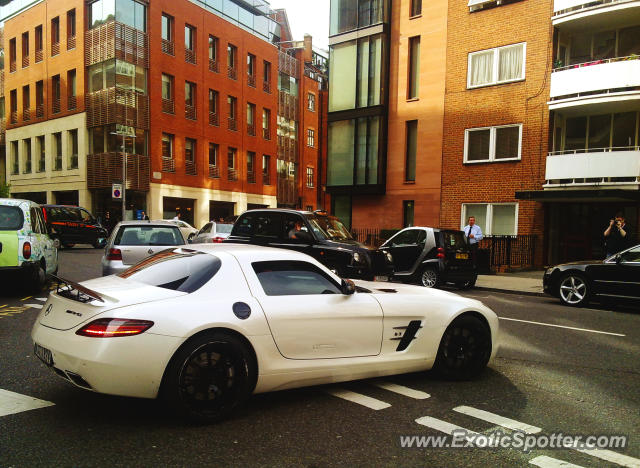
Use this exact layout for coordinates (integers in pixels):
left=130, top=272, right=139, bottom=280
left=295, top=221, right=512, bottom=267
left=0, top=248, right=639, bottom=468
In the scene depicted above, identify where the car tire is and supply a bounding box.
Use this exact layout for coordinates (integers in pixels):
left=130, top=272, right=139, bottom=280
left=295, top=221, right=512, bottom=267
left=420, top=266, right=440, bottom=288
left=162, top=331, right=256, bottom=423
left=456, top=275, right=477, bottom=290
left=31, top=261, right=48, bottom=292
left=433, top=314, right=492, bottom=380
left=557, top=272, right=590, bottom=307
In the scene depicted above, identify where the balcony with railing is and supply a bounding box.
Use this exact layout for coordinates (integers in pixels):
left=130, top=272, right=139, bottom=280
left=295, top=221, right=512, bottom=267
left=36, top=104, right=44, bottom=118
left=22, top=55, right=28, bottom=68
left=162, top=157, right=175, bottom=172
left=545, top=146, right=640, bottom=186
left=186, top=160, right=196, bottom=175
left=247, top=170, right=256, bottom=184
left=162, top=39, right=174, bottom=56
left=209, top=112, right=219, bottom=126
left=10, top=60, right=16, bottom=73
left=208, top=165, right=220, bottom=178
left=35, top=49, right=43, bottom=63
left=85, top=87, right=149, bottom=129
left=87, top=152, right=150, bottom=191
left=52, top=99, right=61, bottom=114
left=228, top=168, right=238, bottom=181
left=263, top=80, right=271, bottom=94
left=247, top=123, right=256, bottom=136
left=263, top=128, right=271, bottom=140
left=549, top=55, right=640, bottom=109
left=162, top=99, right=174, bottom=114
left=51, top=41, right=60, bottom=56
left=185, top=48, right=196, bottom=64
left=23, top=108, right=30, bottom=121
left=185, top=104, right=197, bottom=121
left=228, top=117, right=237, bottom=131
left=209, top=58, right=219, bottom=73
left=228, top=66, right=237, bottom=80
left=10, top=111, right=17, bottom=124
left=247, top=74, right=256, bottom=88
left=85, top=21, right=149, bottom=68
left=553, top=0, right=640, bottom=27
left=67, top=35, right=76, bottom=50
left=68, top=95, right=77, bottom=110
left=262, top=171, right=271, bottom=185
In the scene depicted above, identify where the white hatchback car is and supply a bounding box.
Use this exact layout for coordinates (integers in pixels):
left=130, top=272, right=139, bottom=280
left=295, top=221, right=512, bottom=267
left=189, top=221, right=234, bottom=244
left=33, top=244, right=498, bottom=422
left=164, top=219, right=198, bottom=241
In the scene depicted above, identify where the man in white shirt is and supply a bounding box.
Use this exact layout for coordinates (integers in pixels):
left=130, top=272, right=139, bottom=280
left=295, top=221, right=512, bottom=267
left=464, top=216, right=483, bottom=265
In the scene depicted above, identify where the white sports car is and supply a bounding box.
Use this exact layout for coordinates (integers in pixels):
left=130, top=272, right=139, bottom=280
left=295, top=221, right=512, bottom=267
left=32, top=245, right=499, bottom=422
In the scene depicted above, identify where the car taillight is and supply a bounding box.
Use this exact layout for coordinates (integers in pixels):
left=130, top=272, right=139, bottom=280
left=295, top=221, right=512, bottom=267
left=42, top=209, right=48, bottom=223
left=76, top=318, right=154, bottom=338
left=437, top=247, right=445, bottom=259
left=106, top=248, right=122, bottom=260
left=212, top=237, right=225, bottom=243
left=23, top=242, right=32, bottom=259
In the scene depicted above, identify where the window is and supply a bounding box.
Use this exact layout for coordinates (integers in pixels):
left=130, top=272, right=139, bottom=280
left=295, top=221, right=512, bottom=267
left=209, top=89, right=218, bottom=114
left=10, top=141, right=19, bottom=174
left=21, top=32, right=29, bottom=68
left=253, top=260, right=341, bottom=296
left=247, top=103, right=256, bottom=135
left=461, top=203, right=518, bottom=236
left=69, top=129, right=78, bottom=169
left=247, top=53, right=256, bottom=86
left=185, top=81, right=196, bottom=120
left=410, top=0, right=422, bottom=16
left=161, top=14, right=172, bottom=42
left=36, top=81, right=44, bottom=117
left=464, top=124, right=522, bottom=163
left=308, top=93, right=316, bottom=111
left=247, top=151, right=256, bottom=183
left=10, top=89, right=17, bottom=123
left=185, top=25, right=196, bottom=63
left=262, top=154, right=271, bottom=184
left=37, top=136, right=45, bottom=172
left=208, top=143, right=218, bottom=166
left=23, top=139, right=32, bottom=173
left=209, top=35, right=219, bottom=71
left=405, top=120, right=417, bottom=181
left=262, top=108, right=271, bottom=139
left=67, top=9, right=76, bottom=49
left=403, top=201, right=414, bottom=228
left=307, top=129, right=315, bottom=147
left=113, top=0, right=146, bottom=31
left=227, top=44, right=237, bottom=79
left=22, top=85, right=30, bottom=120
left=162, top=133, right=173, bottom=159
left=52, top=75, right=61, bottom=113
left=35, top=25, right=43, bottom=62
left=330, top=0, right=385, bottom=36
left=162, top=74, right=173, bottom=100
left=228, top=95, right=237, bottom=127
left=468, top=43, right=526, bottom=88
left=407, top=36, right=420, bottom=99
left=53, top=132, right=62, bottom=170
left=228, top=147, right=237, bottom=169
left=554, top=112, right=639, bottom=153
left=89, top=0, right=115, bottom=29
left=263, top=60, right=272, bottom=92
left=51, top=17, right=60, bottom=54
left=68, top=69, right=77, bottom=109
left=185, top=138, right=195, bottom=162
left=306, top=167, right=314, bottom=188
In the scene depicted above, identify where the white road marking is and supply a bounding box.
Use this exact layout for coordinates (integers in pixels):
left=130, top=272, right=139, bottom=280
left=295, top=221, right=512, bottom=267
left=326, top=389, right=391, bottom=410
left=577, top=448, right=640, bottom=468
left=0, top=389, right=54, bottom=417
left=25, top=304, right=43, bottom=310
left=35, top=297, right=48, bottom=302
left=529, top=456, right=585, bottom=468
left=453, top=406, right=542, bottom=434
left=374, top=382, right=430, bottom=399
left=499, top=317, right=625, bottom=337
left=415, top=416, right=479, bottom=443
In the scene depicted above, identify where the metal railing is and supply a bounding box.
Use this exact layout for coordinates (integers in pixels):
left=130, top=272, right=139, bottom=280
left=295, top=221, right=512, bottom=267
left=553, top=54, right=640, bottom=72
left=22, top=55, right=29, bottom=68
left=228, top=117, right=237, bottom=131
left=228, top=66, right=237, bottom=80
left=549, top=145, right=640, bottom=156
left=185, top=48, right=196, bottom=64
left=228, top=167, right=238, bottom=181
left=161, top=39, right=174, bottom=56
left=247, top=123, right=256, bottom=136
left=162, top=99, right=174, bottom=114
left=9, top=61, right=16, bottom=73
left=209, top=58, right=219, bottom=73
left=67, top=35, right=76, bottom=50
left=35, top=49, right=43, bottom=63
left=23, top=108, right=30, bottom=121
left=51, top=41, right=60, bottom=56
left=208, top=165, right=220, bottom=178
left=10, top=111, right=17, bottom=124
left=68, top=95, right=77, bottom=110
left=36, top=104, right=44, bottom=118
left=185, top=104, right=197, bottom=120
left=209, top=112, right=219, bottom=126
left=248, top=170, right=256, bottom=184
left=263, top=172, right=271, bottom=185
left=185, top=160, right=196, bottom=175
left=553, top=0, right=633, bottom=17
left=162, top=157, right=175, bottom=172
left=247, top=74, right=256, bottom=88
left=52, top=99, right=61, bottom=114
left=263, top=81, right=271, bottom=93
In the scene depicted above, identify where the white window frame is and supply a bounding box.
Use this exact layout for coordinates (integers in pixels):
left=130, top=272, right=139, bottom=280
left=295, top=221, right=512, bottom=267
left=464, top=123, right=522, bottom=163
left=461, top=203, right=519, bottom=236
left=467, top=42, right=526, bottom=89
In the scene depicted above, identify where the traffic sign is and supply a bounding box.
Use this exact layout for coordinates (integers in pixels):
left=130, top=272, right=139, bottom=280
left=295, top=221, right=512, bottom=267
left=112, top=183, right=123, bottom=199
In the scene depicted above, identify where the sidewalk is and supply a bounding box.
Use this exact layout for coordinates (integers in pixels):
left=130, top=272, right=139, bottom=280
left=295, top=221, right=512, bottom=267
left=476, top=270, right=545, bottom=296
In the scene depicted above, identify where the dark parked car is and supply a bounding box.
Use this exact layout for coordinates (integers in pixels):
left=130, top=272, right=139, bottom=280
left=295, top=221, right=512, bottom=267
left=379, top=227, right=477, bottom=288
left=41, top=205, right=108, bottom=249
left=226, top=209, right=394, bottom=280
left=543, top=244, right=640, bottom=307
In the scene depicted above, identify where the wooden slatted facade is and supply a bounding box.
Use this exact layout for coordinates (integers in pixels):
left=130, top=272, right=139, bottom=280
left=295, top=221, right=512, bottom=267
left=84, top=21, right=148, bottom=68
left=87, top=152, right=150, bottom=191
left=85, top=87, right=150, bottom=129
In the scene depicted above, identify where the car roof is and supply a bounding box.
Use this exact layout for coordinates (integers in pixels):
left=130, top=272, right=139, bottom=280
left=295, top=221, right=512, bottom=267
left=42, top=204, right=83, bottom=209
left=398, top=226, right=463, bottom=233
left=0, top=198, right=39, bottom=207
left=242, top=208, right=331, bottom=217
left=186, top=243, right=318, bottom=263
left=114, top=220, right=179, bottom=227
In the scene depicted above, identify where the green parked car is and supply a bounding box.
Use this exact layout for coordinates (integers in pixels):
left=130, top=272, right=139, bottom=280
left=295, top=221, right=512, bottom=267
left=0, top=198, right=58, bottom=291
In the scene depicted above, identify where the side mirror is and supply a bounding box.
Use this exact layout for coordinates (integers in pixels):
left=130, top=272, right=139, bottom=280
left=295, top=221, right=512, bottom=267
left=294, top=231, right=313, bottom=243
left=341, top=278, right=356, bottom=295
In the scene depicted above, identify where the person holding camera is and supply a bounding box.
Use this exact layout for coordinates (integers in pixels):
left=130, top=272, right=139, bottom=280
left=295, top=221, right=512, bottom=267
left=604, top=212, right=632, bottom=257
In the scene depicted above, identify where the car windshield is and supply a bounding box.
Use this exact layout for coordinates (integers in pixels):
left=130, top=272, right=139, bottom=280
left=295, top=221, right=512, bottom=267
left=442, top=231, right=468, bottom=250
left=305, top=215, right=353, bottom=241
left=0, top=206, right=25, bottom=230
left=215, top=223, right=233, bottom=234
left=114, top=225, right=185, bottom=246
left=119, top=249, right=221, bottom=293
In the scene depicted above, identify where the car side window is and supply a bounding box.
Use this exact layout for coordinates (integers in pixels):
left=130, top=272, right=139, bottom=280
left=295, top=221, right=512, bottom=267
left=392, top=229, right=418, bottom=246
left=232, top=213, right=281, bottom=239
left=620, top=246, right=640, bottom=263
left=252, top=260, right=342, bottom=296
left=282, top=214, right=309, bottom=242
left=416, top=230, right=426, bottom=245
left=200, top=223, right=212, bottom=234
left=80, top=209, right=93, bottom=223
left=30, top=208, right=43, bottom=234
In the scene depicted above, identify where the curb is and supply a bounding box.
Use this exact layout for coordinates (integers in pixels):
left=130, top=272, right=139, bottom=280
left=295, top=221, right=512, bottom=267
left=473, top=286, right=547, bottom=298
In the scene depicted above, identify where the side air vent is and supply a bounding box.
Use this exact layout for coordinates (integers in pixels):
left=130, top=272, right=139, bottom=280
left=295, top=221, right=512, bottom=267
left=391, top=320, right=423, bottom=352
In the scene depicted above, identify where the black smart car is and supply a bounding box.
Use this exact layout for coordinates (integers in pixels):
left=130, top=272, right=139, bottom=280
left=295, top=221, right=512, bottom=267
left=543, top=243, right=640, bottom=307
left=225, top=209, right=394, bottom=280
left=379, top=227, right=477, bottom=288
left=41, top=205, right=108, bottom=249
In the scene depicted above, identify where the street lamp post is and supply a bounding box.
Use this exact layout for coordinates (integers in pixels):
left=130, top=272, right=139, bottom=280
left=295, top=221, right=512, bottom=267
left=110, top=131, right=127, bottom=222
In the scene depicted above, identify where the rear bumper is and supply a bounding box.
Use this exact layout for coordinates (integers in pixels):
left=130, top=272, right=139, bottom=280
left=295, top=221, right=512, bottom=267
left=32, top=323, right=181, bottom=399
left=101, top=258, right=129, bottom=276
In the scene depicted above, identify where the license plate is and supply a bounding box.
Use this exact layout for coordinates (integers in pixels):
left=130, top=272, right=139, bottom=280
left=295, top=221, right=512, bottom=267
left=374, top=275, right=388, bottom=282
left=34, top=343, right=54, bottom=366
left=456, top=253, right=469, bottom=259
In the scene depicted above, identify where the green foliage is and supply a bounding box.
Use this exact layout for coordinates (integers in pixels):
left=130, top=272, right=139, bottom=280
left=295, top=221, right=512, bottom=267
left=0, top=182, right=11, bottom=198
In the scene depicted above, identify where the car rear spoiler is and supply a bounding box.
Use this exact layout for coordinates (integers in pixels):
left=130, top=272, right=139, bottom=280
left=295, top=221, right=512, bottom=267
left=50, top=275, right=107, bottom=303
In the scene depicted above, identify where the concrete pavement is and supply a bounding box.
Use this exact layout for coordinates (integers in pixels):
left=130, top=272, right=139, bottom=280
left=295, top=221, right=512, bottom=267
left=476, top=270, right=545, bottom=296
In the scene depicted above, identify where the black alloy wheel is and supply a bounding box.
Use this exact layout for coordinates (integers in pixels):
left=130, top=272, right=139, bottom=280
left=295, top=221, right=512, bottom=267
left=433, top=315, right=492, bottom=380
left=163, top=332, right=255, bottom=423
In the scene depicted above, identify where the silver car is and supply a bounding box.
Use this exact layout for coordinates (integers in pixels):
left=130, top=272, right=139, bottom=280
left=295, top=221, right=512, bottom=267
left=189, top=221, right=234, bottom=244
left=101, top=221, right=186, bottom=276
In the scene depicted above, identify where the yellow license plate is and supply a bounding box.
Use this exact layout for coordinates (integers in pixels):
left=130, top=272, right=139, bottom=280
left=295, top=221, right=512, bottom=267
left=456, top=253, right=469, bottom=259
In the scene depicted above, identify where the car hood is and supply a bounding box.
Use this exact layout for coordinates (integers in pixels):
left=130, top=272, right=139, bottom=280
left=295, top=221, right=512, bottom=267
left=553, top=259, right=603, bottom=268
left=323, top=238, right=377, bottom=252
left=353, top=279, right=464, bottom=299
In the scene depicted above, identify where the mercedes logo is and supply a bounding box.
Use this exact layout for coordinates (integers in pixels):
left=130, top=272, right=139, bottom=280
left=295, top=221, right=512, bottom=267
left=148, top=248, right=154, bottom=254
left=44, top=304, right=53, bottom=316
